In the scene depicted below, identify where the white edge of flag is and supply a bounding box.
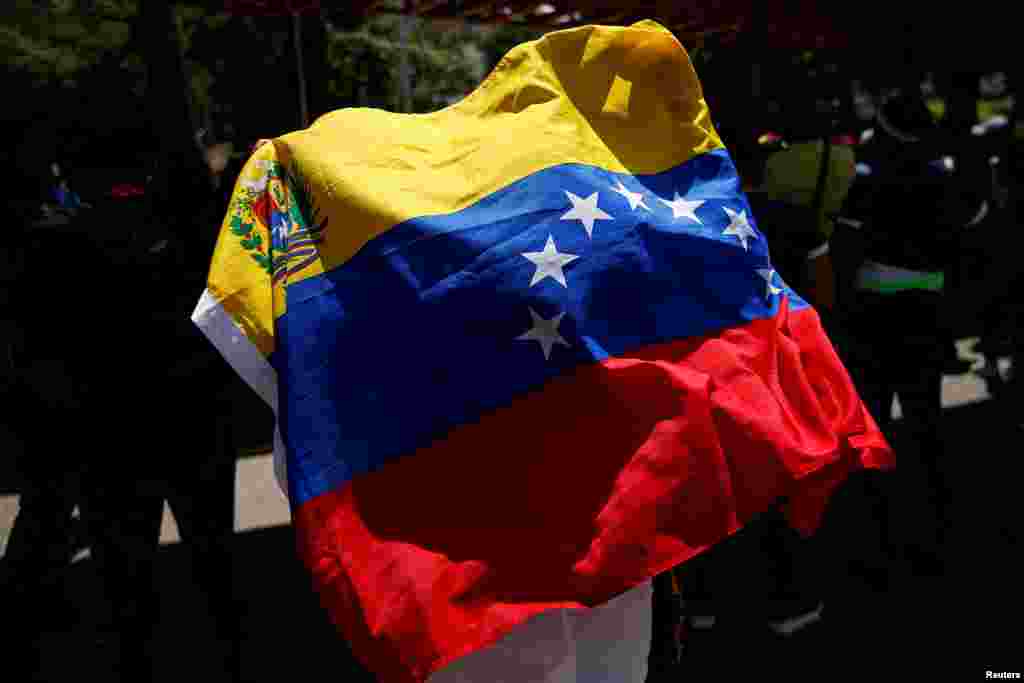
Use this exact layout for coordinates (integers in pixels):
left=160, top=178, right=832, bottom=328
left=192, top=289, right=289, bottom=500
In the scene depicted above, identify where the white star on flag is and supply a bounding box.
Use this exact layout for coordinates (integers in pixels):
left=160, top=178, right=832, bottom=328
left=611, top=180, right=650, bottom=211
left=561, top=191, right=612, bottom=238
left=757, top=268, right=783, bottom=298
left=722, top=207, right=758, bottom=250
left=522, top=235, right=579, bottom=288
left=516, top=307, right=570, bottom=360
left=660, top=192, right=704, bottom=223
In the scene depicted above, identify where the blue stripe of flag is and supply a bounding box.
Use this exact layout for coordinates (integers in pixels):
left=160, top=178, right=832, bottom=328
left=273, top=149, right=808, bottom=505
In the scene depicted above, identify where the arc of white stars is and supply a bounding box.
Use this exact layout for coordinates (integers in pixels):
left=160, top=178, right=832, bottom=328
left=660, top=192, right=704, bottom=223
left=516, top=308, right=570, bottom=360
left=522, top=234, right=579, bottom=288
left=757, top=268, right=783, bottom=298
left=611, top=180, right=650, bottom=211
left=561, top=191, right=612, bottom=238
left=722, top=207, right=758, bottom=250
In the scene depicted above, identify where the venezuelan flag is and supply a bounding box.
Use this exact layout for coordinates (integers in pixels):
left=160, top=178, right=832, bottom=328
left=193, top=20, right=891, bottom=682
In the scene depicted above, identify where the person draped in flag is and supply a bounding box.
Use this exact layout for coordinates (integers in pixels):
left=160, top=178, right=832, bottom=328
left=194, top=21, right=892, bottom=682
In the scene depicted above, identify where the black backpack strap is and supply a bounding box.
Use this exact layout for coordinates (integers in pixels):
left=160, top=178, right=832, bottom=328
left=811, top=136, right=832, bottom=233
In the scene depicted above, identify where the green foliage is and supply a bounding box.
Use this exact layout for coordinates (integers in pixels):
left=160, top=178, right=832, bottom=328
left=0, top=0, right=137, bottom=84
left=477, top=23, right=540, bottom=75
left=0, top=2, right=554, bottom=141
left=327, top=14, right=490, bottom=113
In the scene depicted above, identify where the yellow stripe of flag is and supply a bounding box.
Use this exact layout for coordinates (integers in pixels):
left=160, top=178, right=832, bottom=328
left=207, top=20, right=722, bottom=356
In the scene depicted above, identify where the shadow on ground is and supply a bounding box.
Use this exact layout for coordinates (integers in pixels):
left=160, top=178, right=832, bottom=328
left=13, top=523, right=374, bottom=682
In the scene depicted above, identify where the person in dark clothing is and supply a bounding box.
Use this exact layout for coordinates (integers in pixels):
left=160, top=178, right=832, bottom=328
left=837, top=88, right=988, bottom=572
left=2, top=190, right=98, bottom=539
left=954, top=73, right=1022, bottom=385
left=70, top=142, right=249, bottom=682
left=2, top=195, right=114, bottom=655
left=0, top=145, right=246, bottom=678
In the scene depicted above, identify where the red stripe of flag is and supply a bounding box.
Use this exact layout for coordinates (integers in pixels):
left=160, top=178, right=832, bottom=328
left=294, top=301, right=892, bottom=682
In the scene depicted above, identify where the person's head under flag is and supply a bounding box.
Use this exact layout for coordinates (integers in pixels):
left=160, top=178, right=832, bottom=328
left=193, top=20, right=892, bottom=683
